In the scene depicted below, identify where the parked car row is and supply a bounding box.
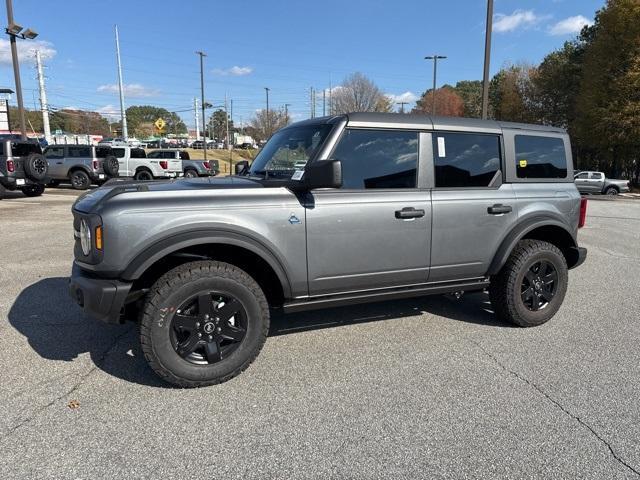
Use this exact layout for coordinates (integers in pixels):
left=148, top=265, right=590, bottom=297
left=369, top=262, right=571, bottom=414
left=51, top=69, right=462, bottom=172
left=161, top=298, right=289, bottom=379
left=42, top=145, right=219, bottom=190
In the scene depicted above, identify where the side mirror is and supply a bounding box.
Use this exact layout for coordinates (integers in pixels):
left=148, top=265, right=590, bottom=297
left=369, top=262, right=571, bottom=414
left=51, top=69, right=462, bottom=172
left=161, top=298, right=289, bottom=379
left=300, top=159, right=342, bottom=190
left=235, top=160, right=249, bottom=175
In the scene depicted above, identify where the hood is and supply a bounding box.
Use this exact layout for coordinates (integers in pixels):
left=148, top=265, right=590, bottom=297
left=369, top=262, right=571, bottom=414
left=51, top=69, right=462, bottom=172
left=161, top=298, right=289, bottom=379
left=73, top=175, right=262, bottom=213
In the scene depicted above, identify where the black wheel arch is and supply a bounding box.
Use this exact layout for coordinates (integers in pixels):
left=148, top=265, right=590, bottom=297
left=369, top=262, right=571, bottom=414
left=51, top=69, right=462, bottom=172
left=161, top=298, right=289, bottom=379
left=122, top=230, right=292, bottom=305
left=488, top=216, right=578, bottom=275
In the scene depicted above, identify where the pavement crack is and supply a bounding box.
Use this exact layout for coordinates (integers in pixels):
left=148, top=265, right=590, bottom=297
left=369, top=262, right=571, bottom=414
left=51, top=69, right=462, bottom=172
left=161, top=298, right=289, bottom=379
left=469, top=339, right=640, bottom=477
left=0, top=326, right=134, bottom=442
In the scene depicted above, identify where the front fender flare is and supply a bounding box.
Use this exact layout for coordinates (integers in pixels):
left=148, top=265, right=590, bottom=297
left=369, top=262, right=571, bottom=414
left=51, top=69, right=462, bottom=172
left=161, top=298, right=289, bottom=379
left=121, top=229, right=292, bottom=298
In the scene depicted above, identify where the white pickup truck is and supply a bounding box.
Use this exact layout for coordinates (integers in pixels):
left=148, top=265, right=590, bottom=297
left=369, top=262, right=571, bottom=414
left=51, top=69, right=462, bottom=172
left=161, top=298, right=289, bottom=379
left=111, top=146, right=182, bottom=181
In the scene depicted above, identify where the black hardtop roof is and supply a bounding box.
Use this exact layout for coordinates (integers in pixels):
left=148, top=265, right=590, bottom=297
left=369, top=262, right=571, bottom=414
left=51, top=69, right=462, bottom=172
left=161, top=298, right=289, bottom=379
left=287, top=112, right=566, bottom=134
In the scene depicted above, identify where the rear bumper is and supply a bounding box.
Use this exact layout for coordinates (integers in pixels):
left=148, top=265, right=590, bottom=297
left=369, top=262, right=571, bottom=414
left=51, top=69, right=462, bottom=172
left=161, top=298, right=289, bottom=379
left=568, top=246, right=587, bottom=269
left=0, top=176, right=40, bottom=189
left=68, top=263, right=132, bottom=324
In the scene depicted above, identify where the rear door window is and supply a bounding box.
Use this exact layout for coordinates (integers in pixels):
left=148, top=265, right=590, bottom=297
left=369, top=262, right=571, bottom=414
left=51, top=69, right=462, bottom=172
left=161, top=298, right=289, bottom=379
left=179, top=151, right=190, bottom=160
left=590, top=172, right=603, bottom=180
left=44, top=146, right=65, bottom=159
left=69, top=146, right=91, bottom=158
left=147, top=151, right=161, bottom=159
left=131, top=148, right=146, bottom=158
left=515, top=135, right=567, bottom=179
left=433, top=133, right=501, bottom=188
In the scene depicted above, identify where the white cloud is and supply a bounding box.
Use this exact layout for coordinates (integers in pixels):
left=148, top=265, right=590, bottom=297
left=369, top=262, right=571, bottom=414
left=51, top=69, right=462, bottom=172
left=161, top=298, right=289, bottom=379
left=212, top=65, right=253, bottom=76
left=494, top=10, right=541, bottom=33
left=386, top=91, right=419, bottom=105
left=97, top=83, right=160, bottom=97
left=96, top=104, right=121, bottom=120
left=549, top=15, right=593, bottom=35
left=0, top=38, right=56, bottom=65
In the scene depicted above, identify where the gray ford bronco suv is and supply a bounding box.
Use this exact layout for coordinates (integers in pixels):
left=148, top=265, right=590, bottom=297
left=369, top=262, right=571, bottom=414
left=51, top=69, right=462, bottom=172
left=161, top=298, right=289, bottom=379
left=69, top=113, right=587, bottom=387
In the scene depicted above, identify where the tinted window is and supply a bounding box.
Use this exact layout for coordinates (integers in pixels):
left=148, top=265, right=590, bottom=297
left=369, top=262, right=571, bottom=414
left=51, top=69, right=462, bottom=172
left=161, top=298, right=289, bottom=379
left=575, top=172, right=588, bottom=179
left=163, top=151, right=176, bottom=159
left=147, top=151, right=161, bottom=159
left=180, top=151, right=190, bottom=160
left=433, top=133, right=500, bottom=188
left=112, top=148, right=125, bottom=158
left=95, top=146, right=112, bottom=158
left=590, top=172, right=603, bottom=180
left=69, top=146, right=91, bottom=157
left=11, top=142, right=40, bottom=157
left=131, top=148, right=146, bottom=158
left=0, top=143, right=3, bottom=155
left=332, top=129, right=418, bottom=189
left=45, top=146, right=65, bottom=159
left=515, top=135, right=567, bottom=179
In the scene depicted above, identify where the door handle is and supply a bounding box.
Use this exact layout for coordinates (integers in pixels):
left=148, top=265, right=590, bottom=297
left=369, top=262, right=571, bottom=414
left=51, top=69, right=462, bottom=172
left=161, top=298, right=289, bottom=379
left=488, top=204, right=512, bottom=215
left=395, top=207, right=425, bottom=219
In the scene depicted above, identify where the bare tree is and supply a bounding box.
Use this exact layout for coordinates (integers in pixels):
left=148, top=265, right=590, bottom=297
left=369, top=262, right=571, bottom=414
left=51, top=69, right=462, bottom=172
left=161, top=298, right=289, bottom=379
left=249, top=108, right=290, bottom=141
left=331, top=72, right=393, bottom=114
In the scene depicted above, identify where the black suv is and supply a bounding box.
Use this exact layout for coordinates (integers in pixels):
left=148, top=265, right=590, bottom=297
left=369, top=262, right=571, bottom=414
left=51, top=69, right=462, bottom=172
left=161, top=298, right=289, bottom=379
left=0, top=138, right=48, bottom=199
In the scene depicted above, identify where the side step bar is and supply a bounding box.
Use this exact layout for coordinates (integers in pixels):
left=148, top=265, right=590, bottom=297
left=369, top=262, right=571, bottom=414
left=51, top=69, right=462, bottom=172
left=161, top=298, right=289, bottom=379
left=283, top=278, right=490, bottom=313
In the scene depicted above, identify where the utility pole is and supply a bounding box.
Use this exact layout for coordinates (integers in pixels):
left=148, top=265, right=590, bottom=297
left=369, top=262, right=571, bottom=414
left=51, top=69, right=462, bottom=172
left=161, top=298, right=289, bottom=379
left=284, top=103, right=290, bottom=124
left=323, top=89, right=326, bottom=116
left=225, top=93, right=231, bottom=173
left=114, top=25, right=128, bottom=140
left=35, top=50, right=51, bottom=143
left=328, top=74, right=332, bottom=116
left=397, top=102, right=408, bottom=114
left=194, top=97, right=200, bottom=141
left=264, top=87, right=270, bottom=138
left=196, top=50, right=207, bottom=160
left=309, top=87, right=314, bottom=118
left=481, top=0, right=494, bottom=119
left=5, top=0, right=36, bottom=140
left=424, top=54, right=447, bottom=116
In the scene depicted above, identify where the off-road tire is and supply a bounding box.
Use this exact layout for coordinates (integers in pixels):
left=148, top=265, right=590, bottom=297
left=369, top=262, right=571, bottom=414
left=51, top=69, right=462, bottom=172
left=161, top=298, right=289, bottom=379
left=140, top=261, right=270, bottom=387
left=184, top=168, right=198, bottom=178
left=489, top=239, right=568, bottom=327
left=103, top=155, right=120, bottom=177
left=134, top=169, right=153, bottom=181
left=23, top=153, right=48, bottom=181
left=69, top=169, right=91, bottom=190
left=605, top=186, right=618, bottom=196
left=21, top=184, right=45, bottom=197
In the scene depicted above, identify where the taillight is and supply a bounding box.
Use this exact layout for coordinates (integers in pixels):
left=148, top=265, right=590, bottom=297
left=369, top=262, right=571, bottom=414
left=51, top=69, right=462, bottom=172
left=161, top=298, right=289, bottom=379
left=7, top=160, right=14, bottom=172
left=93, top=160, right=99, bottom=169
left=160, top=161, right=168, bottom=169
left=203, top=161, right=210, bottom=169
left=578, top=198, right=587, bottom=228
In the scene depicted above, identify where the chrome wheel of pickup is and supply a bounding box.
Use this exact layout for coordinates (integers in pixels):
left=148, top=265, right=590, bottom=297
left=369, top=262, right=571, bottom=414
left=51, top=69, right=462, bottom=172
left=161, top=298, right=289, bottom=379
left=170, top=292, right=247, bottom=365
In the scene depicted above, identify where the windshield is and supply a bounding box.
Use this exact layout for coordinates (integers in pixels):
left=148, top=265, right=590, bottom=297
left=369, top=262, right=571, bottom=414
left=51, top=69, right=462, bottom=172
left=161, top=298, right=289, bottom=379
left=249, top=124, right=332, bottom=178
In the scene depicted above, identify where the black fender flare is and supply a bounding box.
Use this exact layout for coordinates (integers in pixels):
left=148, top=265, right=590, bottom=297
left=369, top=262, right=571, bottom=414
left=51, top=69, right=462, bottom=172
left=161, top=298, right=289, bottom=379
left=487, top=216, right=577, bottom=276
left=121, top=229, right=293, bottom=298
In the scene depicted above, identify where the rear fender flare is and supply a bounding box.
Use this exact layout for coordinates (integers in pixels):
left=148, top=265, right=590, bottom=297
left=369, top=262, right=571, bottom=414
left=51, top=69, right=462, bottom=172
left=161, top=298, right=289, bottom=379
left=487, top=216, right=577, bottom=275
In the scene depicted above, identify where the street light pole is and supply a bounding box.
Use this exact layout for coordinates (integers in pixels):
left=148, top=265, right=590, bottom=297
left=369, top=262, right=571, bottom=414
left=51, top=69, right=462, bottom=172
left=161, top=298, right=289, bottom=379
left=481, top=0, right=494, bottom=120
left=424, top=55, right=446, bottom=116
left=196, top=50, right=207, bottom=161
left=5, top=0, right=35, bottom=140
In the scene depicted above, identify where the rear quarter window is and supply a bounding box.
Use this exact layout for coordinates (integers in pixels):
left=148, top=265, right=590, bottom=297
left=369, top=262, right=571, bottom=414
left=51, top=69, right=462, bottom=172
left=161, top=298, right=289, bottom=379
left=515, top=135, right=567, bottom=179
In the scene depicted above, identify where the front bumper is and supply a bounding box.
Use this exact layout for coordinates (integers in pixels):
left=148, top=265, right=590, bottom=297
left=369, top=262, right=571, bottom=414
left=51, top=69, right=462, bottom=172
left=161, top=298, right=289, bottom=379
left=68, top=263, right=132, bottom=324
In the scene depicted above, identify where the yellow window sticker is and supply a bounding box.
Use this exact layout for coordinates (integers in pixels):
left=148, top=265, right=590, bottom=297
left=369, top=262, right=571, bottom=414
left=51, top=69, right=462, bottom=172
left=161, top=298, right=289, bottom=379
left=519, top=159, right=528, bottom=168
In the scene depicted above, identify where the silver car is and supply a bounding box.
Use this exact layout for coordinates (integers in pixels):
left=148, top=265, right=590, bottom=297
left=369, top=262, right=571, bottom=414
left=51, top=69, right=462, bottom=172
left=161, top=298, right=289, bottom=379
left=44, top=144, right=119, bottom=190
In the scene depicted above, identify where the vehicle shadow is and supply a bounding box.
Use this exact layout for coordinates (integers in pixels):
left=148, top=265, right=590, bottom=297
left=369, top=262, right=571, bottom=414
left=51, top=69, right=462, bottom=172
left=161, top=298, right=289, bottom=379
left=9, top=278, right=511, bottom=388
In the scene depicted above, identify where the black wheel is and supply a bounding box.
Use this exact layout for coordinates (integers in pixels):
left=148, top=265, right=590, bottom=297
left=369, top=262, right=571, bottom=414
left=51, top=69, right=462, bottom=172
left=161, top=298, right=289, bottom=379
left=489, top=239, right=568, bottom=327
left=103, top=155, right=120, bottom=177
left=140, top=261, right=269, bottom=387
left=184, top=169, right=198, bottom=178
left=69, top=170, right=91, bottom=190
left=605, top=187, right=618, bottom=196
left=134, top=169, right=153, bottom=181
left=21, top=184, right=45, bottom=197
left=23, top=153, right=48, bottom=181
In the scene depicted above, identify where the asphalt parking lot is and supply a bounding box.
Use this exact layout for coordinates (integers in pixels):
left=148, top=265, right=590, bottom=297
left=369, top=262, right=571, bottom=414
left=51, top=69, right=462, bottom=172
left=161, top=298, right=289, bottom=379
left=1, top=190, right=639, bottom=479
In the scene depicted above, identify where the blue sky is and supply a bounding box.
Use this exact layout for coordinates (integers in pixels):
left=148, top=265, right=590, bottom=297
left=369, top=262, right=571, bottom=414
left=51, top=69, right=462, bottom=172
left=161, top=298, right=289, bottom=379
left=1, top=0, right=604, bottom=129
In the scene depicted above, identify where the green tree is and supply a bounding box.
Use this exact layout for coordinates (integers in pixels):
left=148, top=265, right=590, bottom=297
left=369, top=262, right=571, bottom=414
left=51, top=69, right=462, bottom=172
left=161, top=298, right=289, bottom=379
left=453, top=80, right=483, bottom=118
left=489, top=64, right=538, bottom=123
left=575, top=0, right=640, bottom=178
left=125, top=105, right=187, bottom=136
left=207, top=109, right=234, bottom=142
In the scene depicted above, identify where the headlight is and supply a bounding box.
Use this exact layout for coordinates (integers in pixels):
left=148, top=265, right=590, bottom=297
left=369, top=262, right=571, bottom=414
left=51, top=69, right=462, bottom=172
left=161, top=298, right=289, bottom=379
left=80, top=219, right=91, bottom=256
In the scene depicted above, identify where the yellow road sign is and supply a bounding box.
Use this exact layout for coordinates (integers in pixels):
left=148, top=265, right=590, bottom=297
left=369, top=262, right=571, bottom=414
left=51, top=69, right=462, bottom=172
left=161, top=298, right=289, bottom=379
left=154, top=118, right=166, bottom=131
